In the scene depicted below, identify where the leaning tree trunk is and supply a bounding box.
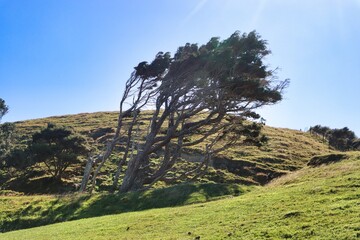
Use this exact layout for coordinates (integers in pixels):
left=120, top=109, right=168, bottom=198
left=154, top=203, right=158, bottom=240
left=112, top=112, right=140, bottom=191
left=89, top=140, right=119, bottom=193
left=119, top=154, right=142, bottom=192
left=79, top=156, right=98, bottom=192
left=119, top=134, right=154, bottom=192
left=78, top=71, right=151, bottom=193
left=119, top=103, right=164, bottom=192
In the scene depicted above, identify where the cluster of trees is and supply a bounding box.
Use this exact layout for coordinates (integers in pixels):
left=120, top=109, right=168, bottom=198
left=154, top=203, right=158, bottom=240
left=0, top=98, right=88, bottom=182
left=309, top=125, right=359, bottom=151
left=80, top=31, right=288, bottom=193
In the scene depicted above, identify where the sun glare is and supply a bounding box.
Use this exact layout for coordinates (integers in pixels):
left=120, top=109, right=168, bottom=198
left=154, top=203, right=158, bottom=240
left=181, top=0, right=208, bottom=25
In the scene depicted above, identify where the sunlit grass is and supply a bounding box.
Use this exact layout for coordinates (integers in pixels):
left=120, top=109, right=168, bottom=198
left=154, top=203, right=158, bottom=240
left=0, top=183, right=247, bottom=233
left=1, top=153, right=359, bottom=239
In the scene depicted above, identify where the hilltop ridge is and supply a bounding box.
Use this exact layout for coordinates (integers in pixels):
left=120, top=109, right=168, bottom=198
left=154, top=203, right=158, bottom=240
left=3, top=111, right=334, bottom=192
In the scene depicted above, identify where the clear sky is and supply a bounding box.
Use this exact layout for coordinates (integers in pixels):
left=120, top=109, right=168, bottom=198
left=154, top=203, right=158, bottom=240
left=1, top=0, right=359, bottom=135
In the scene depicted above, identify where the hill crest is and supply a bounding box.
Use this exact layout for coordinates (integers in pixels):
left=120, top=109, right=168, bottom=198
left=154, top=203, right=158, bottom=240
left=6, top=111, right=334, bottom=191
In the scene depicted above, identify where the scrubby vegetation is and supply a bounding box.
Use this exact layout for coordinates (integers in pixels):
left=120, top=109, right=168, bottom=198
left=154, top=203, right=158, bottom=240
left=309, top=125, right=359, bottom=151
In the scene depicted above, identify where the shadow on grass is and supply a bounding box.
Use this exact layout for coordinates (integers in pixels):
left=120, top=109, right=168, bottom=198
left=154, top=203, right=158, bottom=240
left=0, top=183, right=245, bottom=233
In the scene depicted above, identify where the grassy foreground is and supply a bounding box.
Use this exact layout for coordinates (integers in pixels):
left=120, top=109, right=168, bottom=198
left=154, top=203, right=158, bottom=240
left=0, top=183, right=246, bottom=233
left=2, top=153, right=359, bottom=239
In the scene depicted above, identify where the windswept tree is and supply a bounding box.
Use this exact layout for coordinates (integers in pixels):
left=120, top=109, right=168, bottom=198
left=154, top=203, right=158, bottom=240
left=31, top=123, right=88, bottom=181
left=309, top=125, right=331, bottom=140
left=328, top=127, right=356, bottom=151
left=309, top=125, right=358, bottom=151
left=80, top=31, right=289, bottom=193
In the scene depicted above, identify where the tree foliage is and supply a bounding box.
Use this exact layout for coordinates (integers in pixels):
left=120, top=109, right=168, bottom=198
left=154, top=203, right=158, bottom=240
left=0, top=123, right=16, bottom=166
left=309, top=125, right=331, bottom=140
left=80, top=31, right=288, bottom=193
left=309, top=125, right=358, bottom=151
left=0, top=98, right=15, bottom=168
left=352, top=139, right=360, bottom=150
left=328, top=127, right=356, bottom=151
left=31, top=123, right=88, bottom=180
left=0, top=98, right=9, bottom=121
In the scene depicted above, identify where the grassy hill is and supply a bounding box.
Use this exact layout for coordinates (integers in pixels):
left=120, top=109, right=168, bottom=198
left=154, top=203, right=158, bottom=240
left=1, top=152, right=359, bottom=239
left=0, top=183, right=250, bottom=233
left=2, top=111, right=333, bottom=192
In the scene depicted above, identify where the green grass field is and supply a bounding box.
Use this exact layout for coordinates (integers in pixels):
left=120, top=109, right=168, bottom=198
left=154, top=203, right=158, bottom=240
left=0, top=183, right=248, bottom=233
left=2, top=152, right=359, bottom=239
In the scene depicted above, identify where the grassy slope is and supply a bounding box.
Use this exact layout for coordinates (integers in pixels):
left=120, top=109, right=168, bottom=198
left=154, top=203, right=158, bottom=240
left=14, top=111, right=332, bottom=165
left=0, top=183, right=248, bottom=233
left=2, top=153, right=359, bottom=239
left=8, top=111, right=333, bottom=189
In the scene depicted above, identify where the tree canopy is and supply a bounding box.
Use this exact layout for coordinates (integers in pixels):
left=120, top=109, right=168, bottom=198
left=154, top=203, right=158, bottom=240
left=80, top=31, right=289, bottom=193
left=309, top=125, right=331, bottom=140
left=309, top=125, right=358, bottom=151
left=0, top=98, right=9, bottom=122
left=328, top=127, right=356, bottom=151
left=31, top=123, right=88, bottom=181
left=0, top=99, right=14, bottom=168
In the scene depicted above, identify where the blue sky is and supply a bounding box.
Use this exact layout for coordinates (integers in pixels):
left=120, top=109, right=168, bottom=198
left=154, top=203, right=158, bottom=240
left=1, top=0, right=359, bottom=135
